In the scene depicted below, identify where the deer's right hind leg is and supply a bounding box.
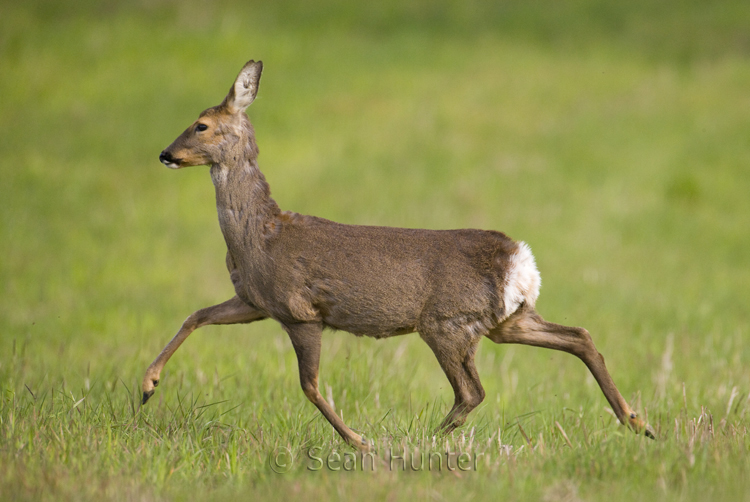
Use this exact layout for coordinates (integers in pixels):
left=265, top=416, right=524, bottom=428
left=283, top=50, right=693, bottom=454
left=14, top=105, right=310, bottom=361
left=141, top=295, right=266, bottom=404
left=486, top=304, right=655, bottom=438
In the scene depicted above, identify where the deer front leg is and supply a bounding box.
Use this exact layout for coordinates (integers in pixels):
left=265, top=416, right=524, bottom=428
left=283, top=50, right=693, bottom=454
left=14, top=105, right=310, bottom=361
left=284, top=322, right=370, bottom=451
left=141, top=295, right=266, bottom=404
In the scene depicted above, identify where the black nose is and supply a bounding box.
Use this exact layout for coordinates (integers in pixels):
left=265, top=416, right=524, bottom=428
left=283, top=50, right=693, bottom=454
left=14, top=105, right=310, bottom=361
left=159, top=150, right=182, bottom=167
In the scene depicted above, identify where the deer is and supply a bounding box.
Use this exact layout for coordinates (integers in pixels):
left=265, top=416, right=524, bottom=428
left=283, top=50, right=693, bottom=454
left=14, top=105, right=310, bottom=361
left=141, top=59, right=655, bottom=450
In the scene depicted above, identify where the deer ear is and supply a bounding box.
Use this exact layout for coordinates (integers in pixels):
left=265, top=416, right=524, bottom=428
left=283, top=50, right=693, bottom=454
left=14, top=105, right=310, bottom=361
left=224, top=60, right=263, bottom=114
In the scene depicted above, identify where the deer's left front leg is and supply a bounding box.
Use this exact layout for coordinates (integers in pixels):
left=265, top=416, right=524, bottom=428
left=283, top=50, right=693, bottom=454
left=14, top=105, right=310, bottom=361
left=284, top=322, right=370, bottom=451
left=141, top=295, right=266, bottom=404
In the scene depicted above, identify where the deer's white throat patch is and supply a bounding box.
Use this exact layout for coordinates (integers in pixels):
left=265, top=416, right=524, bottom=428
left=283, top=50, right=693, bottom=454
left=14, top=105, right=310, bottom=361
left=211, top=164, right=229, bottom=186
left=502, top=241, right=541, bottom=319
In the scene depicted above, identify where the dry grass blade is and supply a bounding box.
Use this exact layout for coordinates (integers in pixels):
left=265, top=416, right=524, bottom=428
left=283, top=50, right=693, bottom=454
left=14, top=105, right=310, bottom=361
left=517, top=421, right=532, bottom=447
left=555, top=421, right=574, bottom=449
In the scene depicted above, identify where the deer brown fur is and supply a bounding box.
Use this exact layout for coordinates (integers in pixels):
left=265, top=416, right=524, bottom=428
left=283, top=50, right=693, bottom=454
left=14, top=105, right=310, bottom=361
left=141, top=59, right=655, bottom=449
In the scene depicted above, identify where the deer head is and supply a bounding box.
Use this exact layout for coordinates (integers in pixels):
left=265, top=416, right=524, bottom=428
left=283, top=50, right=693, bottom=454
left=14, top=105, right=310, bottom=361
left=159, top=60, right=263, bottom=169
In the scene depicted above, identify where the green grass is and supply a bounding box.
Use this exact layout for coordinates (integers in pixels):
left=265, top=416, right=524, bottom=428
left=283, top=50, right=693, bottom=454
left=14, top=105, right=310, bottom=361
left=2, top=0, right=750, bottom=500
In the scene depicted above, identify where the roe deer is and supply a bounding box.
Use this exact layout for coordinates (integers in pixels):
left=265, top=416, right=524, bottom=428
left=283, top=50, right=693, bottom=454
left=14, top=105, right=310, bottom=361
left=141, top=59, right=655, bottom=449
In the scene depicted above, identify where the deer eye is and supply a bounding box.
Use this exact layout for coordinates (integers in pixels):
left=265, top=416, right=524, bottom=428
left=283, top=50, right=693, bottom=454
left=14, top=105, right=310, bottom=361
left=196, top=123, right=208, bottom=132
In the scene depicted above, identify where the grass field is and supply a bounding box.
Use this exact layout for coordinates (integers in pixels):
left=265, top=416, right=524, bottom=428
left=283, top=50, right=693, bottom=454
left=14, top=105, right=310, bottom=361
left=2, top=1, right=750, bottom=500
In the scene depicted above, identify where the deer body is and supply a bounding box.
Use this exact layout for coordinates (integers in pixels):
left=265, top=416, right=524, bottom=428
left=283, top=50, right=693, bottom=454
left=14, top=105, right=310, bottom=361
left=142, top=60, right=655, bottom=449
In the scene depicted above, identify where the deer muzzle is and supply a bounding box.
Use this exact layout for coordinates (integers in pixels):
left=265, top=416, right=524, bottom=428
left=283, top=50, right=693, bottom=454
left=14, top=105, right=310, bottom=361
left=159, top=150, right=182, bottom=169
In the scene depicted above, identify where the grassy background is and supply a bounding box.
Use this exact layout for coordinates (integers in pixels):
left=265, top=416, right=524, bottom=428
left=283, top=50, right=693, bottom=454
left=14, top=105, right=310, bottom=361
left=2, top=0, right=750, bottom=500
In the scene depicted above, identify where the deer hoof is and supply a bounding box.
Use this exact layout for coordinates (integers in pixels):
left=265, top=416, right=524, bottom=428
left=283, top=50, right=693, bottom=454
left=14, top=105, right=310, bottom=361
left=644, top=424, right=656, bottom=440
left=357, top=437, right=371, bottom=452
left=142, top=390, right=155, bottom=405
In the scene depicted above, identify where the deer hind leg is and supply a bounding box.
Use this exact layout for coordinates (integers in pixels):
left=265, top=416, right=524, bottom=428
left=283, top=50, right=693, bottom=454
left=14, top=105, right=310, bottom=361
left=420, top=327, right=485, bottom=434
left=141, top=295, right=266, bottom=404
left=284, top=322, right=370, bottom=451
left=487, top=304, right=655, bottom=438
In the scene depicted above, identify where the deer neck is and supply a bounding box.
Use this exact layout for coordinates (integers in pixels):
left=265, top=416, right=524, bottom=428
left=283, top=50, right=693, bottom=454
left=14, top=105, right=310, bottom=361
left=210, top=157, right=280, bottom=253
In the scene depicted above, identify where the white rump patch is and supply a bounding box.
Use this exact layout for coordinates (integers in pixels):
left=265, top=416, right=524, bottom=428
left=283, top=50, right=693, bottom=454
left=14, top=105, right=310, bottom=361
left=502, top=241, right=541, bottom=319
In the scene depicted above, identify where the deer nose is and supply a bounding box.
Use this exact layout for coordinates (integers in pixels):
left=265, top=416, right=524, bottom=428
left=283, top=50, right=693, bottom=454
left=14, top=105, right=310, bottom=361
left=159, top=150, right=180, bottom=166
